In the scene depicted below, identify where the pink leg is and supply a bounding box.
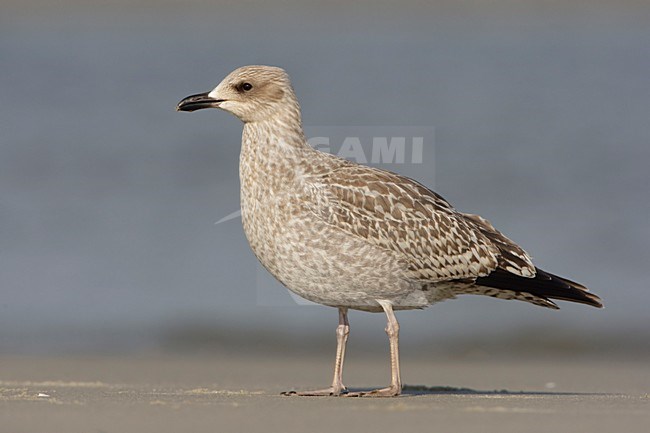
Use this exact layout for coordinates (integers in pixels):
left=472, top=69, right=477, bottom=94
left=345, top=300, right=401, bottom=397
left=282, top=308, right=350, bottom=396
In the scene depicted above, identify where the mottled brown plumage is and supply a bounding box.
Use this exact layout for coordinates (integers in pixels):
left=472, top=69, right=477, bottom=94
left=177, top=65, right=602, bottom=397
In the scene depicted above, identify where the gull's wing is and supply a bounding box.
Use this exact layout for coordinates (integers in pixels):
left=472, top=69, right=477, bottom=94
left=305, top=164, right=536, bottom=282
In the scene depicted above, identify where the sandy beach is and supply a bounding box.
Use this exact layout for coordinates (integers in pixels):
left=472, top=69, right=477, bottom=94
left=2, top=353, right=648, bottom=433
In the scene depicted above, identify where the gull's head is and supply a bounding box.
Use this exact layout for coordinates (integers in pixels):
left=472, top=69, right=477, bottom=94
left=176, top=65, right=297, bottom=123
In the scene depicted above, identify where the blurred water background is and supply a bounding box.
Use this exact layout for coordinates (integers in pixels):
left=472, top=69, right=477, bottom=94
left=1, top=0, right=649, bottom=356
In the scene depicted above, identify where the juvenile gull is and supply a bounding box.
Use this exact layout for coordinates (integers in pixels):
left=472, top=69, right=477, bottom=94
left=177, top=65, right=603, bottom=397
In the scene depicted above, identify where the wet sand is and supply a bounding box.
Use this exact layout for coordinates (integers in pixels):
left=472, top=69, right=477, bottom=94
left=1, top=353, right=648, bottom=433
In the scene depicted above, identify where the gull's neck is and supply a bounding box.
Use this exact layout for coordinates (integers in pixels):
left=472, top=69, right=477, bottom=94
left=241, top=108, right=313, bottom=167
left=239, top=108, right=316, bottom=199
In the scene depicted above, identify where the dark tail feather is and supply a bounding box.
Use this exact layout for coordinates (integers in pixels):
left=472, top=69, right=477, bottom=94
left=475, top=267, right=603, bottom=308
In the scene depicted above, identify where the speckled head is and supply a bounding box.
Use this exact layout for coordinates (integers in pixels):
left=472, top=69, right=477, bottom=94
left=176, top=65, right=298, bottom=123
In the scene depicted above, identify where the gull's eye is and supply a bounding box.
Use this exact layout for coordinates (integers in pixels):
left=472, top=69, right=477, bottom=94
left=240, top=82, right=253, bottom=92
